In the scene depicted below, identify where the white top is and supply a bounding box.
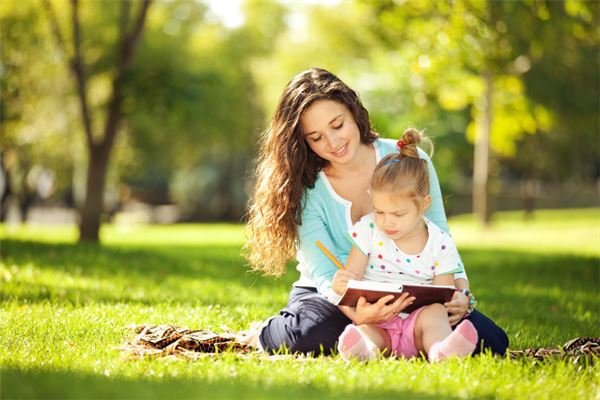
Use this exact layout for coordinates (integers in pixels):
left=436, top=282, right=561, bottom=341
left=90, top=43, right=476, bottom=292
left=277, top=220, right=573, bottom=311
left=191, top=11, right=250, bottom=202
left=348, top=214, right=464, bottom=286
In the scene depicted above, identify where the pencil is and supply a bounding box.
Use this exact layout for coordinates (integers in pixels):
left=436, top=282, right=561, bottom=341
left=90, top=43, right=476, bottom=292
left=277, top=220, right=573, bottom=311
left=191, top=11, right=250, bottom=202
left=315, top=240, right=345, bottom=270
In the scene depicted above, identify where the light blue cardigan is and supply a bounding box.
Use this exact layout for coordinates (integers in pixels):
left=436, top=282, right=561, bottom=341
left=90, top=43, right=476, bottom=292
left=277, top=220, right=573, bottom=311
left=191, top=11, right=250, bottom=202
left=293, top=138, right=467, bottom=303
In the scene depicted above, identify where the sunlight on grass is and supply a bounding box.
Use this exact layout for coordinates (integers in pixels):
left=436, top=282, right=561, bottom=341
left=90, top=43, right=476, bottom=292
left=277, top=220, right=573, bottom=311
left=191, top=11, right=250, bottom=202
left=1, top=208, right=598, bottom=399
left=0, top=223, right=246, bottom=246
left=449, top=208, right=600, bottom=256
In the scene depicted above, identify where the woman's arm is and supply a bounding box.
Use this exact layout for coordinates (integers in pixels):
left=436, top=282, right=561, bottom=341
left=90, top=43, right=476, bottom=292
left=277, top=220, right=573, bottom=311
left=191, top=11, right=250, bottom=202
left=419, top=147, right=448, bottom=232
left=418, top=147, right=469, bottom=283
left=338, top=293, right=415, bottom=325
left=297, top=192, right=350, bottom=303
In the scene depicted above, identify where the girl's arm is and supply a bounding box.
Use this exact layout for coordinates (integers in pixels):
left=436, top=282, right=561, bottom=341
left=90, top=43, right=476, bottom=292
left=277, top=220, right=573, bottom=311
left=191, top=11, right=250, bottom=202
left=345, top=246, right=367, bottom=280
left=432, top=273, right=455, bottom=287
left=332, top=245, right=367, bottom=296
left=453, top=278, right=469, bottom=291
left=433, top=273, right=470, bottom=326
left=432, top=235, right=471, bottom=325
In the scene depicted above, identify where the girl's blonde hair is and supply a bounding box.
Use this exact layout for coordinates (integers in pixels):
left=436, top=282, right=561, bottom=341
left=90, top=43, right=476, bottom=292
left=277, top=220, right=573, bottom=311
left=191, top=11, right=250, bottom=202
left=372, top=128, right=432, bottom=205
left=244, top=68, right=378, bottom=275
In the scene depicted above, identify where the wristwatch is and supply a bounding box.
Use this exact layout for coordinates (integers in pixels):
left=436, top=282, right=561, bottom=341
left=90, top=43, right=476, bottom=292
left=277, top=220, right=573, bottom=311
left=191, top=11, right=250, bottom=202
left=457, top=289, right=477, bottom=316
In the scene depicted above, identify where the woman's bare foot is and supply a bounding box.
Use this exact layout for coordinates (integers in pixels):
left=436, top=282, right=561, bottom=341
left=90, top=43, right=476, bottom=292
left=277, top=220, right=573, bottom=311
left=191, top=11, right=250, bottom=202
left=236, top=321, right=264, bottom=349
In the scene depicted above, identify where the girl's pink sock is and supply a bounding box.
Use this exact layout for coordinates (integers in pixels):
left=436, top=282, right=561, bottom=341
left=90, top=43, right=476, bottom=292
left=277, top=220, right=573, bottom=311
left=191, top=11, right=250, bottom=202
left=428, top=320, right=478, bottom=363
left=337, top=324, right=379, bottom=362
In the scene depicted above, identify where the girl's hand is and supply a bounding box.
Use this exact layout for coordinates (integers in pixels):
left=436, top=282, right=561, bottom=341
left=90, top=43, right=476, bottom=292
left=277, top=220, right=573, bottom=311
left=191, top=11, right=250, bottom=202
left=444, top=290, right=470, bottom=326
left=332, top=270, right=359, bottom=295
left=353, top=293, right=415, bottom=325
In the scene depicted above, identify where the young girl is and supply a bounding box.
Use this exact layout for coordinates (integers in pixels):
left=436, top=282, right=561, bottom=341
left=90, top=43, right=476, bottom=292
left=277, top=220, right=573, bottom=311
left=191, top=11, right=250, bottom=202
left=337, top=128, right=478, bottom=362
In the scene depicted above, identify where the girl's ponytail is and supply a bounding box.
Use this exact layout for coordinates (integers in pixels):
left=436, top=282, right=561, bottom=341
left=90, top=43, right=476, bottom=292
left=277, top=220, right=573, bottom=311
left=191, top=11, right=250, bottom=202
left=372, top=128, right=432, bottom=203
left=398, top=128, right=430, bottom=159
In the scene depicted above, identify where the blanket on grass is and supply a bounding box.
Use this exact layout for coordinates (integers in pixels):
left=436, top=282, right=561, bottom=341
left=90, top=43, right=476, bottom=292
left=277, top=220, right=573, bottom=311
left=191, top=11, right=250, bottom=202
left=118, top=324, right=253, bottom=359
left=119, top=324, right=599, bottom=363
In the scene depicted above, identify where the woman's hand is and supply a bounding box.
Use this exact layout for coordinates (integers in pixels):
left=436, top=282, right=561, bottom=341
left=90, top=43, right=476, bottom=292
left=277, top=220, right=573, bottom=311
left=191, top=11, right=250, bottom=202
left=332, top=270, right=359, bottom=295
left=353, top=293, right=415, bottom=325
left=444, top=290, right=470, bottom=326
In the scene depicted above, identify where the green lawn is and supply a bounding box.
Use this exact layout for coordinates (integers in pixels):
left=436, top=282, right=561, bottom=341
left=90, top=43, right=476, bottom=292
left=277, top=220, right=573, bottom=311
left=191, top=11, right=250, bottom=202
left=1, top=209, right=599, bottom=399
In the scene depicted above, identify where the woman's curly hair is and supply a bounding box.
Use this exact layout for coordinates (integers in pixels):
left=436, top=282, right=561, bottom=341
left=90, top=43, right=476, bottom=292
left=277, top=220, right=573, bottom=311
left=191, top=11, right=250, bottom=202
left=243, top=68, right=377, bottom=275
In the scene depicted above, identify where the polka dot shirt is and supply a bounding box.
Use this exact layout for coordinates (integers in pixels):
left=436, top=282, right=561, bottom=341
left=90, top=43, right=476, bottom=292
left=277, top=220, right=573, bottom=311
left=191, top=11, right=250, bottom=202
left=347, top=214, right=463, bottom=286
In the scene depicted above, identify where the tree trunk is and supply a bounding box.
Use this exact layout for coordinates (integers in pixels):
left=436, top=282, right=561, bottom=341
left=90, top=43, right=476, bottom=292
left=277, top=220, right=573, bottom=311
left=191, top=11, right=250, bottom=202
left=473, top=70, right=493, bottom=226
left=70, top=0, right=151, bottom=242
left=79, top=145, right=110, bottom=241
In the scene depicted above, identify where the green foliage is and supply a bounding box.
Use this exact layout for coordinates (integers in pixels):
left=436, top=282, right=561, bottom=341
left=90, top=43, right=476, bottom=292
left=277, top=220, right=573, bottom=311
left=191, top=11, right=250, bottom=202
left=0, top=0, right=82, bottom=201
left=1, top=0, right=597, bottom=222
left=501, top=0, right=600, bottom=181
left=363, top=0, right=598, bottom=180
left=0, top=209, right=599, bottom=399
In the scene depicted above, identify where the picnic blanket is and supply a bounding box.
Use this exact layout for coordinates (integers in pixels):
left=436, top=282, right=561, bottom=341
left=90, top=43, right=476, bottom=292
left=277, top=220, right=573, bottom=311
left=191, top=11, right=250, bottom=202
left=118, top=324, right=254, bottom=359
left=119, top=324, right=599, bottom=363
left=508, top=336, right=600, bottom=364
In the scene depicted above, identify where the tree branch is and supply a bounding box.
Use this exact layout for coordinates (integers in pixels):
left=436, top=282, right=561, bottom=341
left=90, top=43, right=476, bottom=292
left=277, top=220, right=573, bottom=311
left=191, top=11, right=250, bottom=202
left=101, top=0, right=152, bottom=153
left=119, top=0, right=152, bottom=72
left=120, top=0, right=131, bottom=40
left=70, top=0, right=95, bottom=149
left=41, top=0, right=66, bottom=51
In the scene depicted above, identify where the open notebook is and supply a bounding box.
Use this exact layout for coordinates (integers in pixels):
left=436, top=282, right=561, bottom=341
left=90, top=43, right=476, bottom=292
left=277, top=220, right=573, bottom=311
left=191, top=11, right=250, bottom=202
left=338, top=280, right=455, bottom=313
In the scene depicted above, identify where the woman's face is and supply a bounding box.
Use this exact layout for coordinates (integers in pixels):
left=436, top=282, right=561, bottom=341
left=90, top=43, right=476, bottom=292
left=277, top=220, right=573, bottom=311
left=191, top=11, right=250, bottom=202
left=300, top=99, right=361, bottom=167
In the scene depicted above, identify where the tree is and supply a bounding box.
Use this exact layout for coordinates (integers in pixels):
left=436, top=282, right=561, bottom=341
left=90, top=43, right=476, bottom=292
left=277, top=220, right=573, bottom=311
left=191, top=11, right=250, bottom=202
left=362, top=0, right=595, bottom=222
left=43, top=0, right=151, bottom=241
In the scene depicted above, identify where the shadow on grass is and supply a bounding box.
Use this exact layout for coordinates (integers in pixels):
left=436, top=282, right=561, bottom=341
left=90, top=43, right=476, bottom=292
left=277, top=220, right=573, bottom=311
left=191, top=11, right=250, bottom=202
left=1, top=239, right=598, bottom=345
left=0, top=239, right=273, bottom=285
left=1, top=367, right=456, bottom=400
left=461, top=248, right=599, bottom=348
left=0, top=239, right=295, bottom=306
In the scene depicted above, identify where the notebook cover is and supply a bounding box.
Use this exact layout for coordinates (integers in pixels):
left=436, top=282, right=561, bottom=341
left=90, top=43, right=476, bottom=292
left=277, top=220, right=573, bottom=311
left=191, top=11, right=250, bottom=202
left=338, top=283, right=455, bottom=313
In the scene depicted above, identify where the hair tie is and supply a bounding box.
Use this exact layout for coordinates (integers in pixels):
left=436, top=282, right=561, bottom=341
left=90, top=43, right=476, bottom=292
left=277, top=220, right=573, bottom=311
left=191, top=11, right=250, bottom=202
left=383, top=159, right=401, bottom=166
left=397, top=140, right=407, bottom=151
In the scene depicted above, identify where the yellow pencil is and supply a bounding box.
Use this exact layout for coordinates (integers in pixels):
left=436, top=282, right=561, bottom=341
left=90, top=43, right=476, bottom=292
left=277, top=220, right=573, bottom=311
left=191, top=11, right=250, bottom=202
left=315, top=240, right=345, bottom=270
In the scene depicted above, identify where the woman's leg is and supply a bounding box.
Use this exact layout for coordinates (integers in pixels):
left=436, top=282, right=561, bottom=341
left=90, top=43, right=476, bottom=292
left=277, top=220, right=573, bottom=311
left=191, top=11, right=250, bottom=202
left=259, top=287, right=351, bottom=355
left=462, top=310, right=509, bottom=355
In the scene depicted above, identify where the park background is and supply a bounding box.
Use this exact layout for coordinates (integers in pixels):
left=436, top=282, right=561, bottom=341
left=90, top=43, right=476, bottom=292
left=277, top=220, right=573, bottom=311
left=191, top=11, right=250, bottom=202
left=1, top=0, right=598, bottom=399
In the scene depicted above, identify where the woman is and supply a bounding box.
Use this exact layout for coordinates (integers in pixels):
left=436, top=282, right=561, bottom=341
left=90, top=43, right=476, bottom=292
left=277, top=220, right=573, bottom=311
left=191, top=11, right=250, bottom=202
left=244, top=67, right=508, bottom=355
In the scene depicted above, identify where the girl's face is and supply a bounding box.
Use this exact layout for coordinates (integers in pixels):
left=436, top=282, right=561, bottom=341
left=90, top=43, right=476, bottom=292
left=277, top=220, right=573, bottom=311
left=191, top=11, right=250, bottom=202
left=300, top=99, right=361, bottom=167
left=371, top=190, right=431, bottom=242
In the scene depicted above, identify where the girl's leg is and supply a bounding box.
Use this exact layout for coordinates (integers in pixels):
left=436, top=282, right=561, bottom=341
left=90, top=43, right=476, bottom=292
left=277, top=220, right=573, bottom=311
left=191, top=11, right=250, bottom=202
left=413, top=303, right=478, bottom=362
left=413, top=303, right=453, bottom=353
left=463, top=310, right=509, bottom=355
left=338, top=324, right=391, bottom=361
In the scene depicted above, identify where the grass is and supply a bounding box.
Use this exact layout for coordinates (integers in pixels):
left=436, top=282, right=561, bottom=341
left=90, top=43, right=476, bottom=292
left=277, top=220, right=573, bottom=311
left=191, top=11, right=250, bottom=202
left=1, top=208, right=599, bottom=399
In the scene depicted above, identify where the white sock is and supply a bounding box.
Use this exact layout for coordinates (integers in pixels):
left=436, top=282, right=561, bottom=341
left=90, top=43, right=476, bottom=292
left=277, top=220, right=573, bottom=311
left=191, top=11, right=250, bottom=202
left=337, top=324, right=379, bottom=362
